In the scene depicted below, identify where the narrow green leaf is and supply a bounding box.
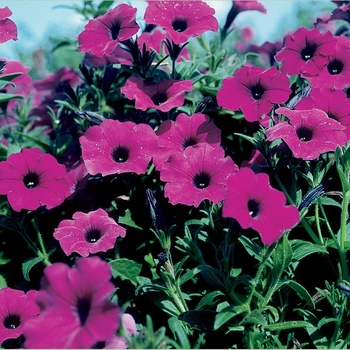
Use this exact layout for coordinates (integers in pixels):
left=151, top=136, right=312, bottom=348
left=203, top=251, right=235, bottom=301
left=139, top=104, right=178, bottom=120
left=196, top=290, right=225, bottom=310
left=214, top=311, right=236, bottom=330
left=0, top=92, right=23, bottom=103
left=118, top=209, right=143, bottom=230
left=291, top=239, right=328, bottom=261
left=265, top=320, right=314, bottom=331
left=22, top=257, right=44, bottom=281
left=110, top=258, right=142, bottom=286
left=179, top=310, right=216, bottom=330
left=284, top=280, right=315, bottom=308
left=240, top=309, right=267, bottom=327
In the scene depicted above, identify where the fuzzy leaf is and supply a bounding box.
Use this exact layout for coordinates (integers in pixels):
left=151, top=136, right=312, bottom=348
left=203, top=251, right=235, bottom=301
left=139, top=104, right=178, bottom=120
left=265, top=320, right=314, bottom=331
left=110, top=258, right=142, bottom=286
left=291, top=239, right=328, bottom=261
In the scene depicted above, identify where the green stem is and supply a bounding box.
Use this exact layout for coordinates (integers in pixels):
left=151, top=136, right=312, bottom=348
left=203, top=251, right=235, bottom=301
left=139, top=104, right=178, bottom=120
left=32, top=219, right=51, bottom=266
left=339, top=190, right=350, bottom=281
left=314, top=203, right=324, bottom=245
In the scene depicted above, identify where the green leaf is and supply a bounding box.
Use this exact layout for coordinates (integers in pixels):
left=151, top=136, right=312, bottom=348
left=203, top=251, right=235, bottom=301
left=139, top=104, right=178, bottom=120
left=271, top=234, right=292, bottom=281
left=319, top=196, right=342, bottom=208
left=168, top=317, right=191, bottom=349
left=291, top=239, right=328, bottom=261
left=265, top=320, right=314, bottom=331
left=179, top=310, right=216, bottom=330
left=0, top=72, right=22, bottom=81
left=0, top=275, right=7, bottom=288
left=214, top=311, right=236, bottom=330
left=118, top=209, right=143, bottom=230
left=110, top=258, right=142, bottom=286
left=196, top=290, right=225, bottom=310
left=0, top=92, right=23, bottom=103
left=240, top=309, right=267, bottom=327
left=283, top=280, right=315, bottom=308
left=179, top=266, right=201, bottom=285
left=22, top=257, right=45, bottom=281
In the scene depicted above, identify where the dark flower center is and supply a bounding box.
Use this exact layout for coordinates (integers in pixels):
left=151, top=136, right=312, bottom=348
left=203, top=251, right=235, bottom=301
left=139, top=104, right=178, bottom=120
left=296, top=126, right=313, bottom=141
left=3, top=314, right=21, bottom=329
left=85, top=228, right=101, bottom=243
left=172, top=18, right=188, bottom=32
left=76, top=296, right=91, bottom=326
left=300, top=42, right=317, bottom=61
left=182, top=137, right=197, bottom=149
left=23, top=172, right=40, bottom=189
left=110, top=21, right=121, bottom=40
left=193, top=171, right=211, bottom=189
left=112, top=146, right=129, bottom=163
left=248, top=199, right=260, bottom=218
left=151, top=92, right=168, bottom=105
left=327, top=59, right=344, bottom=75
left=250, top=84, right=265, bottom=100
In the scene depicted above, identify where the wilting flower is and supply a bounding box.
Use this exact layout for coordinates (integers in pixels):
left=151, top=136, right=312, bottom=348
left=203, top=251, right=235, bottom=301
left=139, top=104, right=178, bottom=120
left=65, top=159, right=89, bottom=200
left=266, top=107, right=347, bottom=160
left=295, top=88, right=350, bottom=140
left=0, top=288, right=39, bottom=344
left=275, top=27, right=336, bottom=76
left=78, top=4, right=139, bottom=57
left=306, top=35, right=350, bottom=90
left=23, top=256, right=120, bottom=349
left=121, top=76, right=193, bottom=112
left=153, top=112, right=221, bottom=167
left=144, top=0, right=218, bottom=45
left=80, top=119, right=158, bottom=176
left=222, top=167, right=300, bottom=245
left=0, top=7, right=17, bottom=43
left=159, top=143, right=238, bottom=207
left=53, top=208, right=126, bottom=257
left=0, top=148, right=69, bottom=212
left=248, top=40, right=283, bottom=67
left=217, top=65, right=291, bottom=122
left=83, top=45, right=133, bottom=67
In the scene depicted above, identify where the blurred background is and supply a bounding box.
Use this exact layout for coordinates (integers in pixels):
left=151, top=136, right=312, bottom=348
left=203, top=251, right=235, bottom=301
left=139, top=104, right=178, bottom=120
left=0, top=0, right=336, bottom=76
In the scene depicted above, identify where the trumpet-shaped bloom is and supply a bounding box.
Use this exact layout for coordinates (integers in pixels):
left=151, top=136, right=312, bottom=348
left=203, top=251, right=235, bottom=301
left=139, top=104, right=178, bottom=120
left=0, top=7, right=17, bottom=43
left=0, top=288, right=39, bottom=344
left=0, top=148, right=69, bottom=212
left=154, top=112, right=221, bottom=167
left=275, top=27, right=336, bottom=76
left=80, top=119, right=158, bottom=176
left=53, top=208, right=126, bottom=257
left=144, top=1, right=218, bottom=45
left=159, top=143, right=238, bottom=207
left=121, top=76, right=193, bottom=112
left=222, top=167, right=300, bottom=245
left=266, top=107, right=347, bottom=160
left=217, top=65, right=291, bottom=122
left=307, top=35, right=350, bottom=90
left=78, top=4, right=139, bottom=57
left=23, top=256, right=120, bottom=349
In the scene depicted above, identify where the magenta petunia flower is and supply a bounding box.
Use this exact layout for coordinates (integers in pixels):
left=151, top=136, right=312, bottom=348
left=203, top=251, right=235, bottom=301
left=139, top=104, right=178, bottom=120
left=216, top=65, right=291, bottom=122
left=53, top=208, right=126, bottom=257
left=222, top=167, right=300, bottom=245
left=0, top=148, right=69, bottom=212
left=0, top=288, right=39, bottom=344
left=77, top=4, right=140, bottom=57
left=153, top=112, right=221, bottom=167
left=159, top=143, right=238, bottom=207
left=80, top=119, right=158, bottom=176
left=306, top=35, right=350, bottom=90
left=23, top=256, right=120, bottom=348
left=265, top=107, right=347, bottom=160
left=0, top=7, right=17, bottom=43
left=121, top=76, right=193, bottom=112
left=275, top=27, right=336, bottom=76
left=295, top=88, right=350, bottom=140
left=144, top=0, right=218, bottom=45
left=315, top=3, right=350, bottom=25
left=65, top=159, right=89, bottom=200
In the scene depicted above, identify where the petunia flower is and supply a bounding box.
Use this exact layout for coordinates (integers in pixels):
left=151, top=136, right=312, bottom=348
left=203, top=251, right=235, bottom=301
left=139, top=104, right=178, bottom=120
left=77, top=4, right=139, bottom=58
left=265, top=107, right=347, bottom=160
left=53, top=208, right=126, bottom=257
left=216, top=65, right=291, bottom=122
left=153, top=112, right=221, bottom=167
left=295, top=88, right=350, bottom=140
left=144, top=0, right=218, bottom=45
left=121, top=76, right=193, bottom=112
left=0, top=7, right=17, bottom=43
left=65, top=159, right=90, bottom=200
left=248, top=40, right=283, bottom=67
left=159, top=143, right=238, bottom=207
left=0, top=148, right=69, bottom=212
left=275, top=27, right=336, bottom=76
left=315, top=3, right=350, bottom=25
left=23, top=256, right=120, bottom=349
left=222, top=167, right=300, bottom=245
left=306, top=35, right=350, bottom=90
left=0, top=288, right=39, bottom=344
left=80, top=119, right=158, bottom=176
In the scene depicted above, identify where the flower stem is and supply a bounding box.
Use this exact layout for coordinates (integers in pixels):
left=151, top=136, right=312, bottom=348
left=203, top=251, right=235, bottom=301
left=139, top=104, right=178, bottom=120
left=339, top=189, right=350, bottom=281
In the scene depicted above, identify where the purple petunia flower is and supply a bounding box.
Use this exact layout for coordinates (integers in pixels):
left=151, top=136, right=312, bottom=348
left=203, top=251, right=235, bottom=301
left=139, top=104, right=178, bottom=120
left=153, top=112, right=221, bottom=167
left=217, top=65, right=291, bottom=122
left=265, top=107, right=347, bottom=160
left=0, top=288, right=39, bottom=344
left=53, top=208, right=126, bottom=257
left=77, top=4, right=140, bottom=58
left=275, top=27, right=336, bottom=76
left=159, top=143, right=238, bottom=207
left=23, top=256, right=120, bottom=348
left=144, top=0, right=218, bottom=45
left=80, top=119, right=158, bottom=176
left=222, top=167, right=300, bottom=245
left=0, top=148, right=69, bottom=212
left=121, top=77, right=193, bottom=112
left=0, top=7, right=17, bottom=43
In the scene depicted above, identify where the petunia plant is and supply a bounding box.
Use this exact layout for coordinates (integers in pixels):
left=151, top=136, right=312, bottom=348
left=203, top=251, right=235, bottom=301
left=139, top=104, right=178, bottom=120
left=1, top=0, right=350, bottom=349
